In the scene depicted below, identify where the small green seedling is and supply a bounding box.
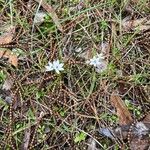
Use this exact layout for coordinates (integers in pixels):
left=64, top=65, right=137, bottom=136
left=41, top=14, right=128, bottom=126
left=74, top=132, right=87, bottom=143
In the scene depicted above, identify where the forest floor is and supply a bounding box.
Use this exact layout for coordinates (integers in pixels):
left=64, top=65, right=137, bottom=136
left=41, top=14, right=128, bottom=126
left=0, top=0, right=150, bottom=149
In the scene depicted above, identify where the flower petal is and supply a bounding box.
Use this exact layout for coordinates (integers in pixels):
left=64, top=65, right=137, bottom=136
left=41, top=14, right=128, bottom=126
left=59, top=67, right=64, bottom=71
left=55, top=69, right=60, bottom=74
left=45, top=66, right=53, bottom=71
left=53, top=60, right=59, bottom=66
left=48, top=62, right=53, bottom=66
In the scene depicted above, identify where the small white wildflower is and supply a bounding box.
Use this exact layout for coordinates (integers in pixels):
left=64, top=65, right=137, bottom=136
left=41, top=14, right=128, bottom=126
left=52, top=60, right=64, bottom=74
left=88, top=56, right=101, bottom=67
left=86, top=53, right=107, bottom=73
left=45, top=62, right=53, bottom=71
left=45, top=60, right=64, bottom=74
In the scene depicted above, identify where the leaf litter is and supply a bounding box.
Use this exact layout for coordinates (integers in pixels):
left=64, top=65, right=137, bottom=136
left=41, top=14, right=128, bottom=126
left=99, top=91, right=150, bottom=150
left=0, top=26, right=15, bottom=45
left=0, top=1, right=150, bottom=149
left=110, top=91, right=133, bottom=125
left=0, top=48, right=18, bottom=67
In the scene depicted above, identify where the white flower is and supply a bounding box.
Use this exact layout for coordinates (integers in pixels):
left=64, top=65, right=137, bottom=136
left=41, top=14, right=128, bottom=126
left=53, top=60, right=64, bottom=74
left=89, top=56, right=100, bottom=67
left=86, top=53, right=107, bottom=73
left=45, top=60, right=64, bottom=74
left=87, top=56, right=101, bottom=67
left=45, top=62, right=53, bottom=71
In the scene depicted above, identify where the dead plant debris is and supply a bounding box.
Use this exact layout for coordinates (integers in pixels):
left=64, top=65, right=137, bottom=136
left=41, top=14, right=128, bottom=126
left=0, top=1, right=149, bottom=150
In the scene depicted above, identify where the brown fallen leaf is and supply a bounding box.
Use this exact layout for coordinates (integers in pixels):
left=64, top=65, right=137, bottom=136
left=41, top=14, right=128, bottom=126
left=34, top=0, right=63, bottom=32
left=110, top=92, right=133, bottom=125
left=0, top=26, right=15, bottom=45
left=122, top=17, right=150, bottom=31
left=0, top=32, right=13, bottom=45
left=0, top=48, right=18, bottom=67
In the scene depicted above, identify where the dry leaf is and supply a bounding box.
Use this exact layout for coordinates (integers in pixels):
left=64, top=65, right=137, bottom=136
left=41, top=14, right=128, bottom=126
left=0, top=48, right=18, bottom=67
left=110, top=92, right=133, bottom=125
left=122, top=17, right=150, bottom=31
left=34, top=0, right=63, bottom=32
left=0, top=32, right=13, bottom=45
left=2, top=78, right=13, bottom=90
left=0, top=26, right=15, bottom=45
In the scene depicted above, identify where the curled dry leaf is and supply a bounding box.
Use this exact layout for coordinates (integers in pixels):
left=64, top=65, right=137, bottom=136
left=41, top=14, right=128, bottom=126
left=110, top=92, right=133, bottom=125
left=0, top=48, right=18, bottom=67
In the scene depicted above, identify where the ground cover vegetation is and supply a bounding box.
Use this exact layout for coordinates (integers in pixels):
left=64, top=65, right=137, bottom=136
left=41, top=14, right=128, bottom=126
left=0, top=0, right=150, bottom=149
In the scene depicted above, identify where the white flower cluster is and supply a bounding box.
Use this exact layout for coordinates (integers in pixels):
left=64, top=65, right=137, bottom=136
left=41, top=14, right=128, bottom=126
left=86, top=53, right=107, bottom=73
left=45, top=54, right=107, bottom=74
left=45, top=60, right=64, bottom=74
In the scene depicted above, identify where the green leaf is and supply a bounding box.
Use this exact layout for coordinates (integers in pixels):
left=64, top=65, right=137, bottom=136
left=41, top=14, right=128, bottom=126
left=74, top=132, right=86, bottom=143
